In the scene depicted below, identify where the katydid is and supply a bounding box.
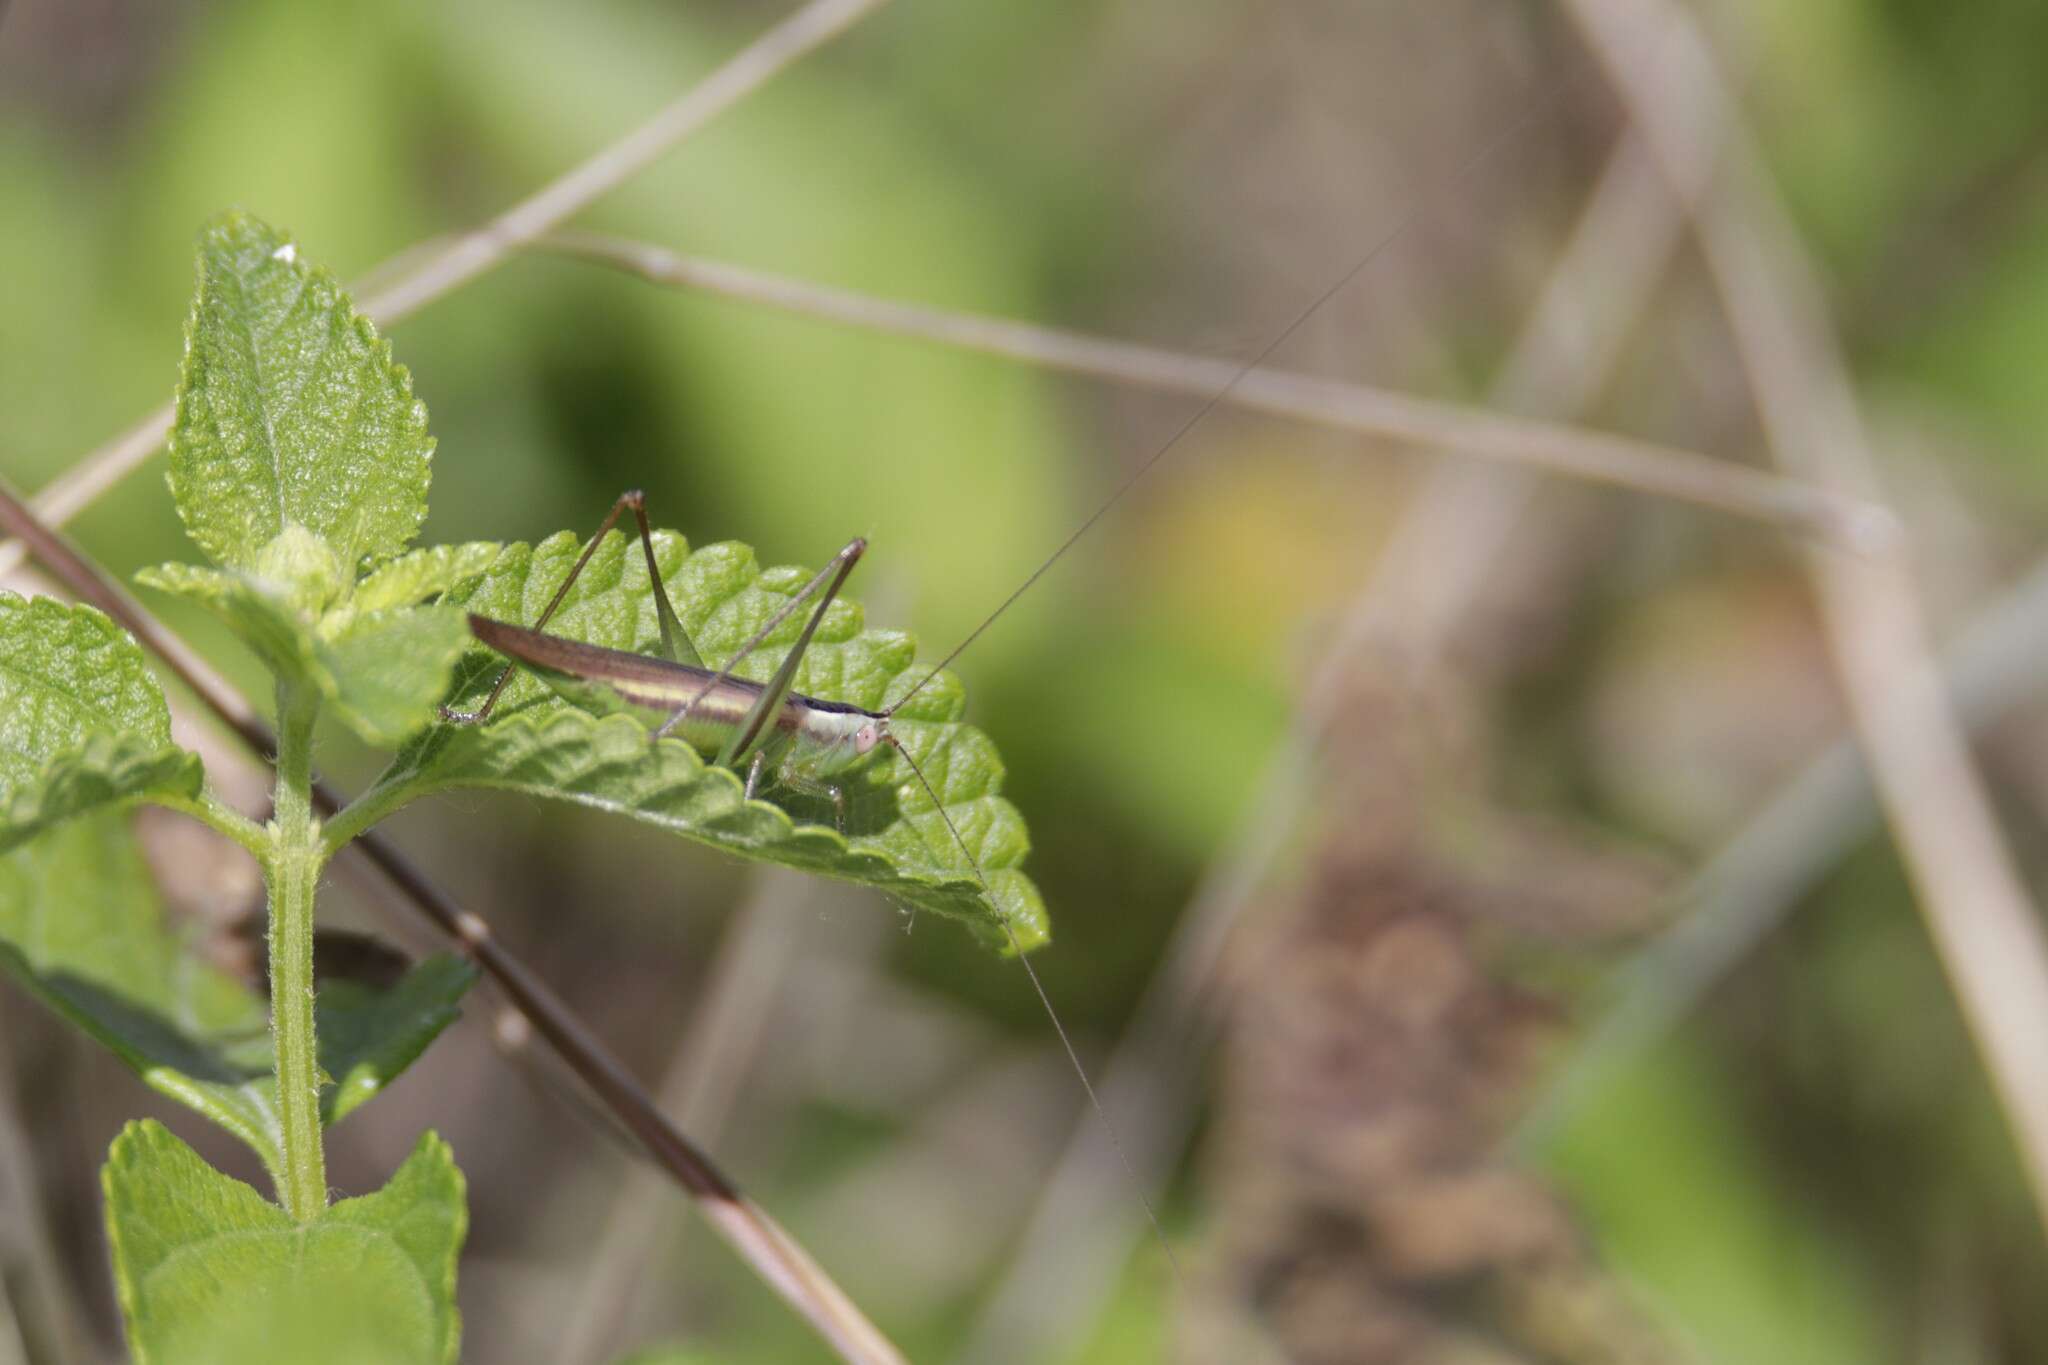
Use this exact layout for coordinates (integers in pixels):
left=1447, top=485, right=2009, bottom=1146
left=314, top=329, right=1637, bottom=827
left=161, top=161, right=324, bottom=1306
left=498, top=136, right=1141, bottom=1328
left=443, top=489, right=947, bottom=843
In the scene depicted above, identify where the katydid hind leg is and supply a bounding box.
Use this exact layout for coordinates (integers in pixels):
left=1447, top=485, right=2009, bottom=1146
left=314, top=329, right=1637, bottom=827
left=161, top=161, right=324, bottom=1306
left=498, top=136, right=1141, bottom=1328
left=720, top=537, right=867, bottom=763
left=618, top=490, right=704, bottom=670
left=690, top=536, right=868, bottom=766
left=443, top=489, right=705, bottom=725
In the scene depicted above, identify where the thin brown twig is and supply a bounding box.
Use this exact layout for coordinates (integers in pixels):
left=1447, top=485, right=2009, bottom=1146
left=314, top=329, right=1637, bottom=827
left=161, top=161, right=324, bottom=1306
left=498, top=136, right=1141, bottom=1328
left=0, top=0, right=893, bottom=586
left=534, top=230, right=1887, bottom=546
left=957, top=129, right=1690, bottom=1365
left=1563, top=0, right=2048, bottom=1237
left=0, top=481, right=907, bottom=1365
left=554, top=869, right=821, bottom=1365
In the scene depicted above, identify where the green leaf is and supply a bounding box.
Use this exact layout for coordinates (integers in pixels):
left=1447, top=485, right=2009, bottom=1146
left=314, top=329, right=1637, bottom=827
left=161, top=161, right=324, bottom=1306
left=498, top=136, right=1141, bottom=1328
left=138, top=562, right=473, bottom=747
left=0, top=734, right=202, bottom=855
left=0, top=813, right=474, bottom=1177
left=321, top=607, right=476, bottom=746
left=135, top=561, right=322, bottom=681
left=350, top=541, right=504, bottom=615
left=252, top=523, right=349, bottom=616
left=318, top=955, right=476, bottom=1126
left=167, top=211, right=432, bottom=572
left=0, top=593, right=201, bottom=843
left=0, top=813, right=264, bottom=1083
left=0, top=590, right=177, bottom=762
left=104, top=1121, right=465, bottom=1365
left=383, top=708, right=1043, bottom=953
left=356, top=529, right=1047, bottom=953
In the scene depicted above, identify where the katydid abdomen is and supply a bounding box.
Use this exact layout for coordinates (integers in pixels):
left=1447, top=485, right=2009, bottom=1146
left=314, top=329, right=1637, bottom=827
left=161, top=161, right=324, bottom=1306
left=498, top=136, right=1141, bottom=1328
left=464, top=611, right=888, bottom=798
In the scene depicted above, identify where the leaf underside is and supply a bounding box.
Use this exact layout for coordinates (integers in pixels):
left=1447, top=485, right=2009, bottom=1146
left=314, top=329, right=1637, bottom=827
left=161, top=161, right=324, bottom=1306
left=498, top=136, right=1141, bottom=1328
left=0, top=733, right=202, bottom=856
left=366, top=527, right=1048, bottom=952
left=0, top=593, right=202, bottom=849
left=105, top=1121, right=465, bottom=1365
left=0, top=813, right=474, bottom=1179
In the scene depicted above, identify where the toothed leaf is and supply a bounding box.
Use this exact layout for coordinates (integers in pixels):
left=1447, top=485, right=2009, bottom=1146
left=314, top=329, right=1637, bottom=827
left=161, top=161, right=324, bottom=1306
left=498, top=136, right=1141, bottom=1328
left=318, top=955, right=476, bottom=1126
left=0, top=814, right=268, bottom=1151
left=136, top=561, right=322, bottom=681
left=350, top=542, right=505, bottom=615
left=0, top=593, right=200, bottom=844
left=0, top=735, right=202, bottom=854
left=167, top=212, right=432, bottom=571
left=104, top=1122, right=465, bottom=1365
left=319, top=607, right=473, bottom=746
left=355, top=531, right=1048, bottom=952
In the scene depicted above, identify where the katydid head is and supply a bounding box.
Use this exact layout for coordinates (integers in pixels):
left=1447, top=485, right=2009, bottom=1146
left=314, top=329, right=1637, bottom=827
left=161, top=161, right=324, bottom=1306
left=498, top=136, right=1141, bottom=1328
left=792, top=702, right=891, bottom=778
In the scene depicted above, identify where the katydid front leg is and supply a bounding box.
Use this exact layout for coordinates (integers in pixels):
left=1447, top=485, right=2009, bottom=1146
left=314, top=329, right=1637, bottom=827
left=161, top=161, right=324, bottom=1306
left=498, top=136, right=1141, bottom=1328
left=775, top=764, right=850, bottom=833
left=739, top=741, right=849, bottom=831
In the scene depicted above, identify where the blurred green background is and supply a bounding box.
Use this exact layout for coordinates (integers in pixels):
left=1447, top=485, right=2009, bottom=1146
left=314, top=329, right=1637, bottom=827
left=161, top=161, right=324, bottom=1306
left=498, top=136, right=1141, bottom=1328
left=5, top=0, right=2048, bottom=1361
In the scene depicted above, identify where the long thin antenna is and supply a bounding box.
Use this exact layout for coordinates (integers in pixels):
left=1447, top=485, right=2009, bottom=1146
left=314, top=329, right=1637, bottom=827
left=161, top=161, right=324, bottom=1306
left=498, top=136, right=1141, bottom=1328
left=886, top=90, right=1564, bottom=719
left=886, top=738, right=1185, bottom=1284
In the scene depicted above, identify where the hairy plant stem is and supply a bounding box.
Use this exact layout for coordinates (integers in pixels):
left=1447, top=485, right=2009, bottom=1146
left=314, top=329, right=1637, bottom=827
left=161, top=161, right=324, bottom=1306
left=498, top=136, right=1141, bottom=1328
left=267, top=679, right=327, bottom=1221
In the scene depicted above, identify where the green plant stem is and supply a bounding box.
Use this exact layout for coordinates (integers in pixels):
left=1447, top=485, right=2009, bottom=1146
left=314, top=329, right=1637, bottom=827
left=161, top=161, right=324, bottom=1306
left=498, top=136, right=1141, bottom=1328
left=267, top=679, right=327, bottom=1221
left=154, top=789, right=271, bottom=859
left=320, top=763, right=422, bottom=858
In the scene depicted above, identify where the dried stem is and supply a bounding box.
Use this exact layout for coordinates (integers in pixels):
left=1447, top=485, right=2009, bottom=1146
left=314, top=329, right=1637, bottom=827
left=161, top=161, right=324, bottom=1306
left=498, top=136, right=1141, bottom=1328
left=0, top=481, right=907, bottom=1364
left=1563, top=0, right=2048, bottom=1236
left=554, top=869, right=820, bottom=1365
left=0, top=0, right=893, bottom=585
left=356, top=0, right=890, bottom=321
left=535, top=229, right=1883, bottom=544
